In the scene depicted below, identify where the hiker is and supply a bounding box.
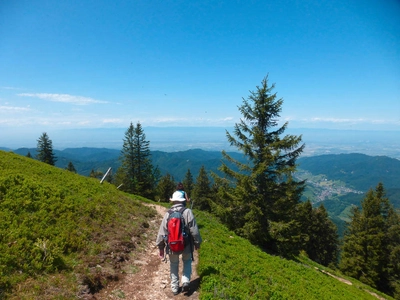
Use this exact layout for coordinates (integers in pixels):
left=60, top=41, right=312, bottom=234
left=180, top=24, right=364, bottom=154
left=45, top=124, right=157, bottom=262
left=156, top=192, right=202, bottom=295
left=173, top=182, right=190, bottom=206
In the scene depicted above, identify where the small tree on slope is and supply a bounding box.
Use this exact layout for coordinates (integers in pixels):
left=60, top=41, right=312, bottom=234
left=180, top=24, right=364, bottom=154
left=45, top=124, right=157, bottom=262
left=213, top=76, right=305, bottom=256
left=36, top=132, right=57, bottom=166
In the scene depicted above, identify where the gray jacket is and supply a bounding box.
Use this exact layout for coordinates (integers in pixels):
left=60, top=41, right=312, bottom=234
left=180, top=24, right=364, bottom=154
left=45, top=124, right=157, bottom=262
left=156, top=203, right=202, bottom=250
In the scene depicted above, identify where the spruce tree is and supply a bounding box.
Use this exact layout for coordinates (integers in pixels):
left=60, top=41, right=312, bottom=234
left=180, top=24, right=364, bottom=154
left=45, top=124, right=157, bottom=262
left=66, top=161, right=77, bottom=173
left=297, top=201, right=338, bottom=266
left=182, top=169, right=194, bottom=199
left=386, top=207, right=400, bottom=298
left=156, top=173, right=176, bottom=202
left=36, top=132, right=57, bottom=166
left=192, top=165, right=211, bottom=211
left=214, top=76, right=305, bottom=255
left=340, top=183, right=399, bottom=296
left=116, top=122, right=156, bottom=198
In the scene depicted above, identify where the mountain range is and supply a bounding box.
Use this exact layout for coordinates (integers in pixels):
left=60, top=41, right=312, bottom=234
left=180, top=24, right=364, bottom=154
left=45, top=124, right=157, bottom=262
left=3, top=147, right=399, bottom=237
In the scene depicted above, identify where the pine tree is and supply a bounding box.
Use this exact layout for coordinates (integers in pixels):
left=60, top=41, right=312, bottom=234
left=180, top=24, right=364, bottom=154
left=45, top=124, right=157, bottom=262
left=214, top=76, right=305, bottom=255
left=192, top=165, right=211, bottom=211
left=182, top=169, right=194, bottom=198
left=116, top=122, right=156, bottom=198
left=66, top=161, right=77, bottom=173
left=340, top=183, right=399, bottom=296
left=386, top=207, right=400, bottom=298
left=297, top=201, right=338, bottom=266
left=26, top=151, right=32, bottom=158
left=156, top=173, right=176, bottom=202
left=36, top=132, right=57, bottom=166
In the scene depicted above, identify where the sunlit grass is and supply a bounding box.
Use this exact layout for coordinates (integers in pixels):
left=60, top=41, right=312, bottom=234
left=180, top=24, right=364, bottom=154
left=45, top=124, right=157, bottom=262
left=195, top=210, right=393, bottom=300
left=0, top=150, right=156, bottom=299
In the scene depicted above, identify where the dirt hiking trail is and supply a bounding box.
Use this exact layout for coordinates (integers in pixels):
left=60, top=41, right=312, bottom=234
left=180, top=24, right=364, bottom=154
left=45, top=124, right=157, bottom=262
left=93, top=204, right=200, bottom=300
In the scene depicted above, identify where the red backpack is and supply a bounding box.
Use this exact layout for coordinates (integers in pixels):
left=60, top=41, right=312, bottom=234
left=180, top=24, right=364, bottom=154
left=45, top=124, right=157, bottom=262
left=167, top=207, right=188, bottom=254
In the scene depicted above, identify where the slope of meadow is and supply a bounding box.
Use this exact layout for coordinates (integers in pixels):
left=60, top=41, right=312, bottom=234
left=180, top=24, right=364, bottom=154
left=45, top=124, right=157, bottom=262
left=0, top=150, right=394, bottom=300
left=0, top=150, right=156, bottom=299
left=195, top=209, right=393, bottom=300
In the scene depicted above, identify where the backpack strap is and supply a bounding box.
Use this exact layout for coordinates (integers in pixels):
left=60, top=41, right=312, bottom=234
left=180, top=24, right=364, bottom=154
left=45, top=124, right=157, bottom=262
left=178, top=207, right=194, bottom=262
left=178, top=206, right=186, bottom=215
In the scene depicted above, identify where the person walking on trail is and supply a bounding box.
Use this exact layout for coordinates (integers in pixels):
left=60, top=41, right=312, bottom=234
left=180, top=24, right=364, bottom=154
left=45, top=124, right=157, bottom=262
left=174, top=182, right=191, bottom=207
left=156, top=192, right=202, bottom=295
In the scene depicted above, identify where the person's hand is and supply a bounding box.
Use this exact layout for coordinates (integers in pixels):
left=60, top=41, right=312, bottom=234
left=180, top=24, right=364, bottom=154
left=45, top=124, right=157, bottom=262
left=159, top=248, right=164, bottom=259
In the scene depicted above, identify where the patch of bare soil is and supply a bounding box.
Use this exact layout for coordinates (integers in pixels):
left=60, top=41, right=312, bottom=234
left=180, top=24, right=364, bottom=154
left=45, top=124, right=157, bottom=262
left=315, top=267, right=387, bottom=300
left=316, top=267, right=352, bottom=285
left=91, top=204, right=200, bottom=300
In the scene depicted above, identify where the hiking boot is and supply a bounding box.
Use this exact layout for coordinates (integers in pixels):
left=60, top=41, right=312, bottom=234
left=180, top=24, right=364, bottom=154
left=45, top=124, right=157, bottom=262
left=172, top=288, right=180, bottom=295
left=182, top=282, right=190, bottom=292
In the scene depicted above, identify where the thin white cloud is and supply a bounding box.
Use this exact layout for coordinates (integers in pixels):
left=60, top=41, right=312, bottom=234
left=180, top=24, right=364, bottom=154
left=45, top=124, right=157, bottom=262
left=286, top=117, right=400, bottom=126
left=18, top=93, right=108, bottom=105
left=1, top=86, right=21, bottom=90
left=78, top=121, right=91, bottom=125
left=220, top=117, right=234, bottom=121
left=102, top=118, right=124, bottom=124
left=309, top=117, right=365, bottom=123
left=0, top=105, right=31, bottom=112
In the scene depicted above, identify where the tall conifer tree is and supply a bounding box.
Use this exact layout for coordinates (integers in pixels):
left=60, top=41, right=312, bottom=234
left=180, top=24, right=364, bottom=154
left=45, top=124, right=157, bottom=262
left=116, top=122, right=156, bottom=198
left=214, top=76, right=305, bottom=255
left=340, top=183, right=400, bottom=297
left=36, top=132, right=57, bottom=166
left=192, top=165, right=211, bottom=211
left=182, top=169, right=194, bottom=198
left=297, top=201, right=338, bottom=266
left=156, top=173, right=175, bottom=202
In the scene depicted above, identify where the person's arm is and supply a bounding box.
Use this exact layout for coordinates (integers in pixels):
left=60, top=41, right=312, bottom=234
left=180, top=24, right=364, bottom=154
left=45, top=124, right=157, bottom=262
left=156, top=213, right=169, bottom=258
left=184, top=191, right=190, bottom=202
left=185, top=209, right=202, bottom=249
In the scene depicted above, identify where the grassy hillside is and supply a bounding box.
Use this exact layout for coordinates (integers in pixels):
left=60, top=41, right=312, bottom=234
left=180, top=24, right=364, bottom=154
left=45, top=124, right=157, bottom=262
left=0, top=150, right=394, bottom=299
left=12, top=147, right=121, bottom=177
left=195, top=210, right=393, bottom=300
left=0, top=150, right=156, bottom=299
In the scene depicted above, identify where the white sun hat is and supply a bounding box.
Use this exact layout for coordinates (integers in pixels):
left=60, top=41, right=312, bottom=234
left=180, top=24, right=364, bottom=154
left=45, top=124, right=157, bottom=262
left=170, top=191, right=186, bottom=202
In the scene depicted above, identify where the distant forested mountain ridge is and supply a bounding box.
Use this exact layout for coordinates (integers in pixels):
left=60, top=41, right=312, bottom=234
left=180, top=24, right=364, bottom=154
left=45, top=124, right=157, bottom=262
left=298, top=153, right=400, bottom=237
left=8, top=148, right=400, bottom=195
left=298, top=153, right=400, bottom=191
left=151, top=149, right=247, bottom=181
left=8, top=146, right=400, bottom=240
left=12, top=147, right=121, bottom=176
left=10, top=147, right=245, bottom=180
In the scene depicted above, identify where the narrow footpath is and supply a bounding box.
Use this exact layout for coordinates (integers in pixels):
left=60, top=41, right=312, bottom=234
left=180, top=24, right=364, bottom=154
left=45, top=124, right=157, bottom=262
left=92, top=204, right=200, bottom=300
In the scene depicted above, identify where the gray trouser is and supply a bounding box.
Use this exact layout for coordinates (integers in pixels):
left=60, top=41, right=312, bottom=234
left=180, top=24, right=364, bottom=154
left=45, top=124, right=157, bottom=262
left=169, top=245, right=192, bottom=292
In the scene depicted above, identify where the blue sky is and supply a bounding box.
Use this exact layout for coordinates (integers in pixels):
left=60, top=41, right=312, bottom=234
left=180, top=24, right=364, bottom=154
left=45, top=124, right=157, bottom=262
left=0, top=0, right=399, bottom=148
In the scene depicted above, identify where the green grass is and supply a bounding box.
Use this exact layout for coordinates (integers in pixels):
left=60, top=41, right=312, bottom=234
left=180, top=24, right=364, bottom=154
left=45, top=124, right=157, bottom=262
left=195, top=210, right=393, bottom=300
left=0, top=150, right=156, bottom=299
left=0, top=150, right=394, bottom=300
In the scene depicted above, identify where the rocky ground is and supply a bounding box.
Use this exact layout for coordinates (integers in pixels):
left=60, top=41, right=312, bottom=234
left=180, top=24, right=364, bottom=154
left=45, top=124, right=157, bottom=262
left=92, top=204, right=200, bottom=300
